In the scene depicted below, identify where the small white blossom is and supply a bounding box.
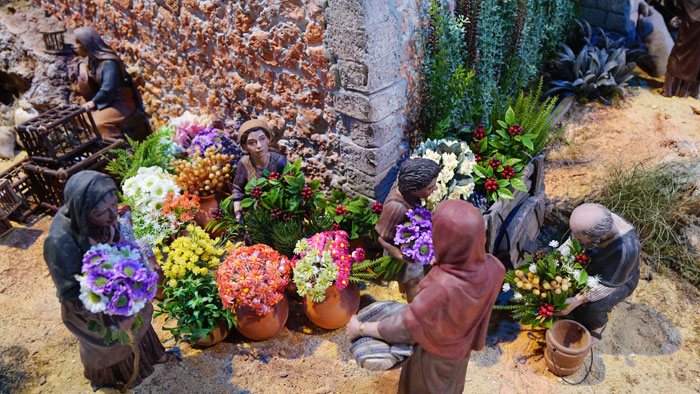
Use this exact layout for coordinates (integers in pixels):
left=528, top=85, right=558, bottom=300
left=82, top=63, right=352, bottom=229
left=513, top=292, right=523, bottom=300
left=549, top=240, right=560, bottom=248
left=587, top=276, right=600, bottom=288
left=529, top=263, right=537, bottom=273
left=502, top=283, right=511, bottom=292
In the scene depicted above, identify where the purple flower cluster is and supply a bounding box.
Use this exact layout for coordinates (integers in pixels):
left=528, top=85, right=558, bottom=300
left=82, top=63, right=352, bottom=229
left=77, top=242, right=159, bottom=316
left=394, top=207, right=434, bottom=265
left=188, top=128, right=244, bottom=164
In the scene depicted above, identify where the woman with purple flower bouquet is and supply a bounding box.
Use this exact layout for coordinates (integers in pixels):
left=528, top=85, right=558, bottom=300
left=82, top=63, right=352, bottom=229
left=376, top=158, right=440, bottom=301
left=44, top=171, right=172, bottom=391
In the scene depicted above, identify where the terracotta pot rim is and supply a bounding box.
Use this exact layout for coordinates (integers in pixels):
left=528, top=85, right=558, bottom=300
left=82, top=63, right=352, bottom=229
left=546, top=319, right=592, bottom=356
left=235, top=298, right=287, bottom=316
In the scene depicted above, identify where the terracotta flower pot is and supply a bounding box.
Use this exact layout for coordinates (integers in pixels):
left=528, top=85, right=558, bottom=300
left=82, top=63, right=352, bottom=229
left=193, top=319, right=231, bottom=347
left=303, top=283, right=360, bottom=330
left=235, top=296, right=289, bottom=341
left=545, top=319, right=592, bottom=376
left=194, top=194, right=220, bottom=233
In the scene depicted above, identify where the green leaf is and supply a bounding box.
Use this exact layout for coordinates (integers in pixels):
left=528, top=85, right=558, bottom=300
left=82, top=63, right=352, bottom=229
left=477, top=137, right=488, bottom=153
left=511, top=178, right=527, bottom=192
left=505, top=107, right=515, bottom=124
left=241, top=198, right=254, bottom=208
left=497, top=188, right=514, bottom=200
left=472, top=164, right=488, bottom=179
left=497, top=120, right=508, bottom=129
left=521, top=136, right=534, bottom=151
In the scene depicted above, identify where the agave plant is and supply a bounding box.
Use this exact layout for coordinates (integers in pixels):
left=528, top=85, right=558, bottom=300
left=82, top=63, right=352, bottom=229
left=546, top=43, right=636, bottom=105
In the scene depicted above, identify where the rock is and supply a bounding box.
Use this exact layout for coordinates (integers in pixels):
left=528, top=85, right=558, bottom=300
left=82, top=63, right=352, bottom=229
left=683, top=225, right=700, bottom=256
left=313, top=385, right=331, bottom=394
left=279, top=371, right=289, bottom=378
left=39, top=375, right=46, bottom=385
left=0, top=126, right=16, bottom=159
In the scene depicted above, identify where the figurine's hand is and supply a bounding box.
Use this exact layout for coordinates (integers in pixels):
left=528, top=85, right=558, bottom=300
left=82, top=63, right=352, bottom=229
left=671, top=16, right=682, bottom=28
left=346, top=315, right=362, bottom=341
left=117, top=204, right=132, bottom=215
left=554, top=296, right=582, bottom=316
left=117, top=315, right=137, bottom=332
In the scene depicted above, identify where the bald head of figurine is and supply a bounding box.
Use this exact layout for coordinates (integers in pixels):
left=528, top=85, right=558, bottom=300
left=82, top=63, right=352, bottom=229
left=569, top=203, right=615, bottom=248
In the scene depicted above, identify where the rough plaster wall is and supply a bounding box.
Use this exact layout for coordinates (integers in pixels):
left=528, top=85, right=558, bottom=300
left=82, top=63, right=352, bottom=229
left=36, top=0, right=339, bottom=183
left=35, top=0, right=427, bottom=196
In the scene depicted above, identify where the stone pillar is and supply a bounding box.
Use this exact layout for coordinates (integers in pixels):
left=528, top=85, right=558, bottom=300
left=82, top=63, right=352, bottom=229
left=326, top=0, right=419, bottom=198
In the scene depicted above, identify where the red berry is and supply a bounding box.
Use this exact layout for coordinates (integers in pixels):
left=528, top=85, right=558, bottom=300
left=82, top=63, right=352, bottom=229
left=371, top=202, right=383, bottom=214
left=251, top=186, right=263, bottom=198
left=301, top=186, right=314, bottom=200
left=501, top=165, right=515, bottom=179
left=507, top=124, right=523, bottom=136
left=272, top=209, right=283, bottom=218
left=488, top=158, right=501, bottom=170
left=485, top=178, right=498, bottom=192
left=331, top=223, right=341, bottom=231
left=475, top=153, right=483, bottom=162
left=335, top=205, right=348, bottom=215
left=575, top=253, right=588, bottom=264
left=268, top=171, right=281, bottom=180
left=211, top=208, right=223, bottom=219
left=473, top=124, right=486, bottom=140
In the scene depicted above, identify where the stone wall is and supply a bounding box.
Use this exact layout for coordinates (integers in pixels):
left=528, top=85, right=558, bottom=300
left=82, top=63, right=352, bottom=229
left=327, top=0, right=426, bottom=196
left=34, top=0, right=428, bottom=197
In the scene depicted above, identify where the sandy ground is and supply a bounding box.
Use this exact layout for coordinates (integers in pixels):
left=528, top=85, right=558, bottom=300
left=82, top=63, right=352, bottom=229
left=2, top=87, right=700, bottom=392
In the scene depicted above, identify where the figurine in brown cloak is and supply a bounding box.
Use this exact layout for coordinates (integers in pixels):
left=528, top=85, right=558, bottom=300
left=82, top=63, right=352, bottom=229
left=73, top=26, right=150, bottom=140
left=375, top=158, right=440, bottom=301
left=43, top=171, right=173, bottom=390
left=348, top=200, right=505, bottom=394
left=663, top=0, right=700, bottom=98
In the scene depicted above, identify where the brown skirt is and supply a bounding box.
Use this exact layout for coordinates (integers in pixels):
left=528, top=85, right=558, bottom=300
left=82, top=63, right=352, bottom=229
left=663, top=73, right=700, bottom=98
left=61, top=299, right=166, bottom=390
left=398, top=346, right=470, bottom=394
left=90, top=87, right=137, bottom=138
left=83, top=326, right=166, bottom=390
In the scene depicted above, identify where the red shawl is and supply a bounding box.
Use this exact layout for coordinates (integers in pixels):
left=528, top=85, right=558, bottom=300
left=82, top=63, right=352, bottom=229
left=403, top=200, right=505, bottom=360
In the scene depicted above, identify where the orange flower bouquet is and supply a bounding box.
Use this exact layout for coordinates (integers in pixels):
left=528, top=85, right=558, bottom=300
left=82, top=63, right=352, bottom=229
left=162, top=193, right=200, bottom=230
left=216, top=245, right=291, bottom=316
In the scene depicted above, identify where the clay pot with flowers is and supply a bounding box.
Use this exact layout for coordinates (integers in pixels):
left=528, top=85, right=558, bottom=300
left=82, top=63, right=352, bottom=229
left=292, top=230, right=388, bottom=330
left=217, top=244, right=291, bottom=341
left=173, top=146, right=233, bottom=231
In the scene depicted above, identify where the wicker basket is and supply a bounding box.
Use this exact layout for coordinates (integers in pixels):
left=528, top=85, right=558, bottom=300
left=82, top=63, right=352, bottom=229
left=22, top=138, right=124, bottom=213
left=0, top=159, right=41, bottom=223
left=15, top=105, right=103, bottom=169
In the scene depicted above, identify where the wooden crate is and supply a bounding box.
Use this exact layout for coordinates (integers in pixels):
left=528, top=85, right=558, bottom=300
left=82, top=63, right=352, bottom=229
left=484, top=154, right=546, bottom=267
left=0, top=159, right=41, bottom=223
left=0, top=218, right=11, bottom=238
left=22, top=138, right=124, bottom=213
left=0, top=179, right=22, bottom=220
left=15, top=105, right=102, bottom=169
left=40, top=30, right=67, bottom=54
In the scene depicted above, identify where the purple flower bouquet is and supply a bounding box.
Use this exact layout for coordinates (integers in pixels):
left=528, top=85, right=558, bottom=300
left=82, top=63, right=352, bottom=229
left=76, top=242, right=159, bottom=316
left=188, top=127, right=244, bottom=164
left=393, top=207, right=434, bottom=265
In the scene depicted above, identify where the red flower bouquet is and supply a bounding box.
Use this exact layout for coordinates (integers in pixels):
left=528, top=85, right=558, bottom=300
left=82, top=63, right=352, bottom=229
left=216, top=245, right=291, bottom=316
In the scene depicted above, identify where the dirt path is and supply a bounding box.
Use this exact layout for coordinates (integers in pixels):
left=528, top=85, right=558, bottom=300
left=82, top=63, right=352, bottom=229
left=2, top=88, right=700, bottom=393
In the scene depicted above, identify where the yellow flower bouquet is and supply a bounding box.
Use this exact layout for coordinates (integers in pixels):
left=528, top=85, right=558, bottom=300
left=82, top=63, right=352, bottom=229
left=156, top=224, right=227, bottom=287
